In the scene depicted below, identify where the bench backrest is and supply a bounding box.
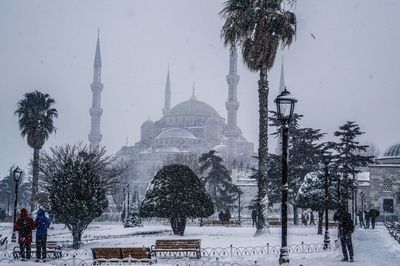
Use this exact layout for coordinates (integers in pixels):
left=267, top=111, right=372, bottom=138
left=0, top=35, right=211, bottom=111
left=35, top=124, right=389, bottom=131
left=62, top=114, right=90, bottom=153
left=32, top=241, right=60, bottom=250
left=92, top=248, right=121, bottom=260
left=155, top=239, right=200, bottom=250
left=92, top=247, right=151, bottom=260
left=121, top=247, right=151, bottom=259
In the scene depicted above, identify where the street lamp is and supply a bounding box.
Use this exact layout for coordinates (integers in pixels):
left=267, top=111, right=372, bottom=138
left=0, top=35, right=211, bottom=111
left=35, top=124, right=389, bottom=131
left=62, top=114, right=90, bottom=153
left=11, top=166, right=23, bottom=243
left=323, top=158, right=330, bottom=250
left=275, top=88, right=297, bottom=265
left=126, top=184, right=130, bottom=216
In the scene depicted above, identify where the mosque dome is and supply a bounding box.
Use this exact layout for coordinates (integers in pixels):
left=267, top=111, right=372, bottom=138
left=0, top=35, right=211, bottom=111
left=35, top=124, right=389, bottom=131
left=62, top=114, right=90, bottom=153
left=141, top=119, right=155, bottom=128
left=212, top=144, right=228, bottom=154
left=156, top=128, right=197, bottom=139
left=167, top=98, right=221, bottom=118
left=383, top=143, right=400, bottom=158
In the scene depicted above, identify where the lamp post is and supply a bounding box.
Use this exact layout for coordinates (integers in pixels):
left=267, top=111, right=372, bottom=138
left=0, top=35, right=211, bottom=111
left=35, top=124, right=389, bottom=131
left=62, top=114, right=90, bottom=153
left=238, top=191, right=242, bottom=222
left=11, top=166, right=23, bottom=243
left=127, top=184, right=130, bottom=216
left=275, top=88, right=297, bottom=265
left=323, top=159, right=330, bottom=250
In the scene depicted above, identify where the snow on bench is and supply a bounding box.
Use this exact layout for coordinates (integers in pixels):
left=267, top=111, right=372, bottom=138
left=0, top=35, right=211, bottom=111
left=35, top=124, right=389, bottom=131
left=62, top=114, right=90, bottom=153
left=151, top=239, right=201, bottom=259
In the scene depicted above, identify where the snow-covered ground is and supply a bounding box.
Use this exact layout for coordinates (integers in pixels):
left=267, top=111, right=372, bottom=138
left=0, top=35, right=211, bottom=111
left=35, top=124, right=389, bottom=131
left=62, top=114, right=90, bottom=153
left=1, top=222, right=399, bottom=265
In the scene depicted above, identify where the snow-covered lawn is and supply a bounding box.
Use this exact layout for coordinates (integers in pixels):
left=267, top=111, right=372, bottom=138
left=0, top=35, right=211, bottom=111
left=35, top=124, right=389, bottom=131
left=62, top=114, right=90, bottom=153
left=1, top=222, right=400, bottom=265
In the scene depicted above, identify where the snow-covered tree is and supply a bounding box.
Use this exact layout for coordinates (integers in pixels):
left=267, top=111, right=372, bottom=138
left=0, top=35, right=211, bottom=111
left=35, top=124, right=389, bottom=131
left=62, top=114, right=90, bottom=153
left=124, top=192, right=142, bottom=228
left=329, top=121, right=374, bottom=208
left=199, top=150, right=241, bottom=212
left=40, top=144, right=125, bottom=249
left=220, top=0, right=297, bottom=235
left=15, top=91, right=58, bottom=212
left=139, top=164, right=214, bottom=236
left=0, top=167, right=31, bottom=213
left=296, top=172, right=338, bottom=234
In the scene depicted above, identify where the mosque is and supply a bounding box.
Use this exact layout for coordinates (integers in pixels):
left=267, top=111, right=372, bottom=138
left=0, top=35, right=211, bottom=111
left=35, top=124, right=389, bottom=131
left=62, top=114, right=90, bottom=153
left=357, top=144, right=400, bottom=219
left=87, top=34, right=258, bottom=203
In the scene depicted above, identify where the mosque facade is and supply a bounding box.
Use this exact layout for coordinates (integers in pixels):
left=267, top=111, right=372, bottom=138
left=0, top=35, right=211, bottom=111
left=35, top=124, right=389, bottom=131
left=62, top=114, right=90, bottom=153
left=114, top=47, right=256, bottom=200
left=357, top=144, right=400, bottom=219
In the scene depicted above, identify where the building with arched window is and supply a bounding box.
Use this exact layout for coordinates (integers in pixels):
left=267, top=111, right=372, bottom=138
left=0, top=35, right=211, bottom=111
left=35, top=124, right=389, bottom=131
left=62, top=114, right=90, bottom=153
left=359, top=143, right=400, bottom=218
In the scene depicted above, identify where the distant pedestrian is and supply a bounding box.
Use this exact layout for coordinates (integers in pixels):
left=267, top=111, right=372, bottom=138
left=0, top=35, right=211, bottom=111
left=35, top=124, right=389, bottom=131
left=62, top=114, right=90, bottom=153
left=364, top=210, right=370, bottom=229
left=251, top=209, right=257, bottom=227
left=369, top=209, right=380, bottom=229
left=14, top=208, right=35, bottom=260
left=357, top=210, right=365, bottom=228
left=309, top=212, right=315, bottom=226
left=218, top=211, right=225, bottom=221
left=34, top=208, right=50, bottom=261
left=224, top=208, right=231, bottom=222
left=338, top=211, right=354, bottom=262
left=301, top=213, right=307, bottom=226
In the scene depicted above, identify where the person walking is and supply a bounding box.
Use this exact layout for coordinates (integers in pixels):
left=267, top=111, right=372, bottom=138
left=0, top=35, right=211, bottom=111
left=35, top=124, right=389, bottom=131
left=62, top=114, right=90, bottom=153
left=369, top=209, right=380, bottom=229
left=338, top=211, right=355, bottom=262
left=14, top=208, right=35, bottom=260
left=34, top=208, right=50, bottom=262
left=357, top=210, right=365, bottom=228
left=251, top=209, right=257, bottom=227
left=364, top=210, right=370, bottom=229
left=309, top=212, right=316, bottom=226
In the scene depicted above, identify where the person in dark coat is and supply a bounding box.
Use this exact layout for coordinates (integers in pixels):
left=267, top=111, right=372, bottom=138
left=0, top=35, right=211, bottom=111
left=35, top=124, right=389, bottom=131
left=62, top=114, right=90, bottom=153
left=357, top=210, right=365, bottom=228
left=218, top=211, right=225, bottom=221
left=14, top=208, right=36, bottom=260
left=251, top=209, right=257, bottom=227
left=338, top=212, right=354, bottom=262
left=364, top=210, right=370, bottom=229
left=34, top=208, right=50, bottom=261
left=309, top=212, right=315, bottom=226
left=369, top=209, right=380, bottom=229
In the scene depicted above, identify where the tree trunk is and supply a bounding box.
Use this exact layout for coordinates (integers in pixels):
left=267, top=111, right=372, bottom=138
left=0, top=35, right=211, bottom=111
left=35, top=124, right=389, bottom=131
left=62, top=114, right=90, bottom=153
left=31, top=148, right=40, bottom=213
left=318, top=211, right=323, bottom=235
left=293, top=204, right=298, bottom=225
left=72, top=227, right=82, bottom=249
left=170, top=217, right=186, bottom=236
left=255, top=66, right=269, bottom=235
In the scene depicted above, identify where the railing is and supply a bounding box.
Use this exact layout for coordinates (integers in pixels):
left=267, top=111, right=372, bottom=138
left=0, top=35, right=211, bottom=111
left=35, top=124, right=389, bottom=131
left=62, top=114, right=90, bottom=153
left=385, top=222, right=400, bottom=244
left=0, top=241, right=335, bottom=262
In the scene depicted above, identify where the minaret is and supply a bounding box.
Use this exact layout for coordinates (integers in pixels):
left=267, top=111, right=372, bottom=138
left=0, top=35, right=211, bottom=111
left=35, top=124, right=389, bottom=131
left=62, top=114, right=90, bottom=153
left=225, top=46, right=241, bottom=138
left=276, top=60, right=286, bottom=155
left=162, top=67, right=171, bottom=116
left=88, top=31, right=103, bottom=149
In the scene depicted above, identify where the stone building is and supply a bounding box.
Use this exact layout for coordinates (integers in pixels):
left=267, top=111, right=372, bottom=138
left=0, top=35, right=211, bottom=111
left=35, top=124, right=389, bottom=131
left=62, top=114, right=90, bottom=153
left=115, top=47, right=256, bottom=204
left=357, top=143, right=400, bottom=219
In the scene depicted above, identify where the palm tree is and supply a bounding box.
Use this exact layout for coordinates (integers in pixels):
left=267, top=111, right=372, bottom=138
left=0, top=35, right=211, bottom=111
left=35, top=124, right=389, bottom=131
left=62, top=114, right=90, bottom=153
left=15, top=90, right=58, bottom=212
left=220, top=0, right=296, bottom=234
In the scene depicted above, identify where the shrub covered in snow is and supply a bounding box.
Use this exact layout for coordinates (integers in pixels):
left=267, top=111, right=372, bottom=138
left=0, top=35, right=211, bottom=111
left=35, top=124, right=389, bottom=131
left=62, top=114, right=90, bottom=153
left=139, top=164, right=214, bottom=235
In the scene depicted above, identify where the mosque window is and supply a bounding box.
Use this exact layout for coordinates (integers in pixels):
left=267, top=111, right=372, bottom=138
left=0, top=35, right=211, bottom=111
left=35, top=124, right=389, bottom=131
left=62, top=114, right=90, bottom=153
left=383, top=177, right=393, bottom=192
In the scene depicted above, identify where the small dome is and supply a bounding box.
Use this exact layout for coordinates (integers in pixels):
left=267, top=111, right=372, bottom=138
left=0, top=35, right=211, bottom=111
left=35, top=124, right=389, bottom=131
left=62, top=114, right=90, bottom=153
left=167, top=98, right=221, bottom=118
left=383, top=143, right=400, bottom=157
left=156, top=128, right=197, bottom=139
left=212, top=144, right=228, bottom=154
left=141, top=120, right=154, bottom=128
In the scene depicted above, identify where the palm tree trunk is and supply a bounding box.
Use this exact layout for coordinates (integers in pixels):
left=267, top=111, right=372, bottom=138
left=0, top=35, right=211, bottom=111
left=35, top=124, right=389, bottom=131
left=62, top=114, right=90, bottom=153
left=31, top=148, right=40, bottom=213
left=255, top=66, right=269, bottom=235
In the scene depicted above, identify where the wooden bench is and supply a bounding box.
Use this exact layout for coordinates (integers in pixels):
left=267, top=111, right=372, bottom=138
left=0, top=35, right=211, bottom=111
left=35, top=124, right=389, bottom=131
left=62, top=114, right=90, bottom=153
left=203, top=220, right=241, bottom=227
left=13, top=240, right=62, bottom=259
left=92, top=247, right=152, bottom=264
left=151, top=239, right=201, bottom=259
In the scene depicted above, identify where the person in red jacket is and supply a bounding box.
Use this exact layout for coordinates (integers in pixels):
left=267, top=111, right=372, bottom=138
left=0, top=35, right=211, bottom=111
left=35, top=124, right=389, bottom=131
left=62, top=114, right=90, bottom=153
left=14, top=208, right=36, bottom=260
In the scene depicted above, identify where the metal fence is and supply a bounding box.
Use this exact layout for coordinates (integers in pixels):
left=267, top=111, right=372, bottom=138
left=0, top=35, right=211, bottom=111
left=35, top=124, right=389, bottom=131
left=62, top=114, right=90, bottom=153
left=0, top=241, right=336, bottom=265
left=385, top=222, right=400, bottom=244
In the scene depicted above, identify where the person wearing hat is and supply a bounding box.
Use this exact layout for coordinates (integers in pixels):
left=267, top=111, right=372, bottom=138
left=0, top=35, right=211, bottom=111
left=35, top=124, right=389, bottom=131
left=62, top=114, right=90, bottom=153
left=14, top=208, right=36, bottom=260
left=35, top=208, right=50, bottom=261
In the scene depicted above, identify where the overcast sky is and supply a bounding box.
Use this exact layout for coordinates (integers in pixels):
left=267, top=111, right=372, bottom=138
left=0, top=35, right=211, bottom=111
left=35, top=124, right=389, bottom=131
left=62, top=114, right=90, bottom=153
left=1, top=0, right=399, bottom=175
